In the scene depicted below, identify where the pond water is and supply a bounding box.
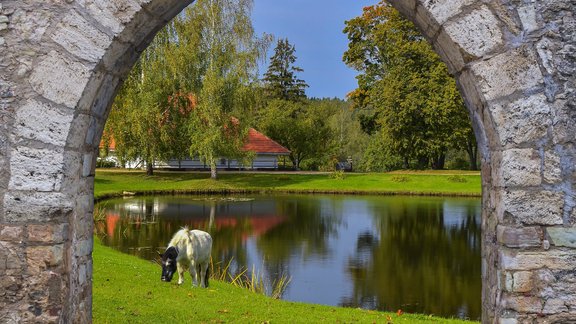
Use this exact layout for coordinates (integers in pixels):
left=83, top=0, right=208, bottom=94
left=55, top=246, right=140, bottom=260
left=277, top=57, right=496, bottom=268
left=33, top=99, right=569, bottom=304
left=95, top=194, right=481, bottom=320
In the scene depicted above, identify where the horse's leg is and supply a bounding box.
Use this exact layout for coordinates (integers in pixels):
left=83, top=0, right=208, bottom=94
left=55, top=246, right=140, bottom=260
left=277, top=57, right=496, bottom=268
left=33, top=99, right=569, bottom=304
left=177, top=262, right=185, bottom=285
left=189, top=262, right=198, bottom=287
left=200, top=262, right=209, bottom=288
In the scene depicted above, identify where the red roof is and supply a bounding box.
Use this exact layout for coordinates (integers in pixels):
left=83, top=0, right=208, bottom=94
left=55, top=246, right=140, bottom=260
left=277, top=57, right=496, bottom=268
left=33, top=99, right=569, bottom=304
left=243, top=128, right=290, bottom=154
left=100, top=124, right=290, bottom=155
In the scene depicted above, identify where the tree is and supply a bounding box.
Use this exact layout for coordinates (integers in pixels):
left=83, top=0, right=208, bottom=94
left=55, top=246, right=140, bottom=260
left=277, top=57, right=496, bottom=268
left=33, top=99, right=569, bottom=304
left=262, top=38, right=308, bottom=102
left=105, top=26, right=180, bottom=175
left=343, top=1, right=477, bottom=170
left=175, top=0, right=270, bottom=179
left=257, top=99, right=334, bottom=170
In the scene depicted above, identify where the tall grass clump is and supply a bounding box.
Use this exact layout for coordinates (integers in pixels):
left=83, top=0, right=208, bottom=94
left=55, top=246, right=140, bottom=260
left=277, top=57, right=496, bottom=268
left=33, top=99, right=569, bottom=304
left=211, top=258, right=291, bottom=299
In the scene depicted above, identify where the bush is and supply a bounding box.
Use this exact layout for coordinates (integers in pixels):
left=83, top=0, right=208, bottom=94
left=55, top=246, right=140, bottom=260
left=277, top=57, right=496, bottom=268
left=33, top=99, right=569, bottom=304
left=96, top=158, right=117, bottom=168
left=329, top=170, right=346, bottom=180
left=447, top=175, right=467, bottom=183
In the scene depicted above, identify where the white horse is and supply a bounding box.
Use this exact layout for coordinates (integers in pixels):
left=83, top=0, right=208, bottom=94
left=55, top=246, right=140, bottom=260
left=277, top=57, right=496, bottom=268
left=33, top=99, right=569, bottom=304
left=160, top=227, right=212, bottom=287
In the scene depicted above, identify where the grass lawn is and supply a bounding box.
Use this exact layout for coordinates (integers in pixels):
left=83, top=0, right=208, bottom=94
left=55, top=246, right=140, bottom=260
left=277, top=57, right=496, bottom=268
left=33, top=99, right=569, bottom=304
left=94, top=169, right=481, bottom=200
left=93, top=238, right=478, bottom=323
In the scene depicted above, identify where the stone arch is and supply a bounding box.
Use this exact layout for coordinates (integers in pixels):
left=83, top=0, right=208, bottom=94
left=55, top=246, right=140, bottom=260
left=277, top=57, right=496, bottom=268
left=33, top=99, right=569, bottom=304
left=0, top=0, right=573, bottom=322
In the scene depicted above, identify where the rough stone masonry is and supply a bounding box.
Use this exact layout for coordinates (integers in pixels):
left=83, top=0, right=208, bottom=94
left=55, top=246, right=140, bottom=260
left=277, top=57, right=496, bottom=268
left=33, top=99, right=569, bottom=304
left=0, top=0, right=574, bottom=323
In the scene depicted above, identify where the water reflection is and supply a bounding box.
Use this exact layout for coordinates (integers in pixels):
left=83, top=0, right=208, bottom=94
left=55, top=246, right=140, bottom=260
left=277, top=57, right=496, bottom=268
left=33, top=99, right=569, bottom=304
left=95, top=194, right=481, bottom=320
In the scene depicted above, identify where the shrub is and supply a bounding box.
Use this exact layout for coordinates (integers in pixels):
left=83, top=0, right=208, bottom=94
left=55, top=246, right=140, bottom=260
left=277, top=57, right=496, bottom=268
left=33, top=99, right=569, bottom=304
left=390, top=176, right=410, bottom=183
left=447, top=175, right=467, bottom=183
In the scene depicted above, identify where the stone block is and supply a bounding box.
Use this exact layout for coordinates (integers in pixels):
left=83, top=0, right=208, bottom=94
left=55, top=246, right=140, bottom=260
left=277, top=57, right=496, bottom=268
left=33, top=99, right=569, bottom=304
left=0, top=225, right=24, bottom=242
left=543, top=151, right=562, bottom=184
left=10, top=9, right=50, bottom=43
left=28, top=224, right=68, bottom=244
left=497, top=225, right=542, bottom=248
left=542, top=298, right=568, bottom=314
left=434, top=28, right=466, bottom=73
left=500, top=149, right=541, bottom=187
left=3, top=191, right=73, bottom=223
left=490, top=94, right=551, bottom=147
left=29, top=50, right=91, bottom=109
left=50, top=10, right=111, bottom=63
left=501, top=249, right=576, bottom=271
left=26, top=245, right=64, bottom=275
left=471, top=48, right=544, bottom=102
left=117, top=8, right=162, bottom=45
left=64, top=113, right=91, bottom=150
left=388, top=0, right=416, bottom=18
left=551, top=99, right=576, bottom=145
left=414, top=5, right=441, bottom=40
left=420, top=0, right=476, bottom=25
left=138, top=0, right=191, bottom=23
left=501, top=294, right=543, bottom=313
left=8, top=146, right=64, bottom=192
left=547, top=227, right=576, bottom=248
left=73, top=238, right=92, bottom=258
left=101, top=40, right=138, bottom=76
left=508, top=271, right=534, bottom=293
left=518, top=4, right=540, bottom=34
left=14, top=99, right=74, bottom=147
left=503, top=190, right=563, bottom=225
left=444, top=6, right=504, bottom=58
left=89, top=73, right=121, bottom=119
left=76, top=0, right=142, bottom=35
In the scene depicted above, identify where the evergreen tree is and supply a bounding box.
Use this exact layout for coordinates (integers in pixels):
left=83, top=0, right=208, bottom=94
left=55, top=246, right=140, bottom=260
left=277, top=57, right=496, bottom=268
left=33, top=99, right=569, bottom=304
left=262, top=38, right=308, bottom=101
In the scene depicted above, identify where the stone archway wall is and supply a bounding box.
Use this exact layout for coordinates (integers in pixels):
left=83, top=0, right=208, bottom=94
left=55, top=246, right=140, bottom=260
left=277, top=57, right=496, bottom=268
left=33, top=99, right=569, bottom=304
left=0, top=0, right=573, bottom=322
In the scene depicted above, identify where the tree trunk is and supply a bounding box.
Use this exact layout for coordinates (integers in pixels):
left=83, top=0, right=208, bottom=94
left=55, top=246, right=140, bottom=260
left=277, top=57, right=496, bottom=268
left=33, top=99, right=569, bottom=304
left=210, top=158, right=218, bottom=179
left=431, top=153, right=446, bottom=170
left=146, top=161, right=154, bottom=176
left=466, top=139, right=478, bottom=171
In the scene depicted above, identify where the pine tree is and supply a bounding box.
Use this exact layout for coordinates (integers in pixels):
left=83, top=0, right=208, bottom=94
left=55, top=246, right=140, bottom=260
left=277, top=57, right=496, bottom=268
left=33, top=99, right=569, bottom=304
left=262, top=38, right=308, bottom=101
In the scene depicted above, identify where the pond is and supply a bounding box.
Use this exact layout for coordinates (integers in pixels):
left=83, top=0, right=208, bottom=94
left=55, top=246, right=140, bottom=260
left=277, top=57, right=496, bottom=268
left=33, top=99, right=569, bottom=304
left=95, top=194, right=481, bottom=320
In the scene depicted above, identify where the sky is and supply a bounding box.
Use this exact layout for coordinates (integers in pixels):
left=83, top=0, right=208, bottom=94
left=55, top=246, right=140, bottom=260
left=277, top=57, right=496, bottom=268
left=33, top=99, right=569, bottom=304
left=251, top=0, right=377, bottom=99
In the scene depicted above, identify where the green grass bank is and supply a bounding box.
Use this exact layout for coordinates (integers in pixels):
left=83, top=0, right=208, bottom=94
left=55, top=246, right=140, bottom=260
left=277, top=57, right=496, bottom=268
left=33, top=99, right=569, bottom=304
left=93, top=169, right=481, bottom=323
left=94, top=169, right=481, bottom=200
left=93, top=239, right=478, bottom=323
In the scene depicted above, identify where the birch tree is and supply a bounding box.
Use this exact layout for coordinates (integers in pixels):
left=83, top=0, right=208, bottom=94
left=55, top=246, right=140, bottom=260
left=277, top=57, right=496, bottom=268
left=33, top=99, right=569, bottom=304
left=175, top=0, right=270, bottom=179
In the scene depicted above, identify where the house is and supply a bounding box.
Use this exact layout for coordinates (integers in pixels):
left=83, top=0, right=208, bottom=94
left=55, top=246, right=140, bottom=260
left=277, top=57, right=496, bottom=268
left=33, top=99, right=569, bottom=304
left=99, top=127, right=291, bottom=170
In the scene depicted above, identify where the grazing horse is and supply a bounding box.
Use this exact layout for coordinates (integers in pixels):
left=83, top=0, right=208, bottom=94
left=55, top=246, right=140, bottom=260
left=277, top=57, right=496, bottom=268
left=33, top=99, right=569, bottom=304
left=160, top=227, right=212, bottom=287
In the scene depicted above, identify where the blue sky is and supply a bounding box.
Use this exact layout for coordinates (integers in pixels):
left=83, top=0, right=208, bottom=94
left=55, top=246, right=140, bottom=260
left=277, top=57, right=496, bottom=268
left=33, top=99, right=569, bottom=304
left=251, top=0, right=376, bottom=99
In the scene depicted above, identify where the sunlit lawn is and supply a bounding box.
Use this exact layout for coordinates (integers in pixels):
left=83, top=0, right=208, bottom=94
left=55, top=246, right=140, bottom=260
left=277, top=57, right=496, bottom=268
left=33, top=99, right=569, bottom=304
left=94, top=169, right=481, bottom=200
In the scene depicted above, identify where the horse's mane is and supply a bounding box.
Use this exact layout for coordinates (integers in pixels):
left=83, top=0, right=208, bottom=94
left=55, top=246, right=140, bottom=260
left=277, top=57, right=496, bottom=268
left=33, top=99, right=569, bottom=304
left=168, top=227, right=191, bottom=248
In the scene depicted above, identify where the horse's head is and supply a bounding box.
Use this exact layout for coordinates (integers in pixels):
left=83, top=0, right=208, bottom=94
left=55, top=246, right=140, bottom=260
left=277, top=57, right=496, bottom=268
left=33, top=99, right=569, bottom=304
left=159, top=246, right=178, bottom=282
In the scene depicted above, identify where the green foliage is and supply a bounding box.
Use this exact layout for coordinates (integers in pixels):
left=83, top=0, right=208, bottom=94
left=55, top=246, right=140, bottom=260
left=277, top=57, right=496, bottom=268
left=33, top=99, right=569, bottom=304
left=106, top=0, right=270, bottom=178
left=257, top=99, right=335, bottom=170
left=329, top=170, right=346, bottom=180
left=174, top=0, right=270, bottom=179
left=262, top=38, right=308, bottom=101
left=390, top=176, right=410, bottom=183
left=343, top=1, right=477, bottom=171
left=447, top=175, right=468, bottom=183
left=358, top=132, right=404, bottom=172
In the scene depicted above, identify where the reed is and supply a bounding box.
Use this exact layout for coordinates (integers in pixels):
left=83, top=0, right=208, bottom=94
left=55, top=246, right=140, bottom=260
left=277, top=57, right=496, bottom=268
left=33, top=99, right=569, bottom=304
left=210, top=257, right=291, bottom=299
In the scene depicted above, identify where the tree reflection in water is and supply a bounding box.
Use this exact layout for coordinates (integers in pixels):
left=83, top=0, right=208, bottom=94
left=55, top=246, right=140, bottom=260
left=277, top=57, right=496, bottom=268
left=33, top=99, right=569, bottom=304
left=95, top=194, right=480, bottom=320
